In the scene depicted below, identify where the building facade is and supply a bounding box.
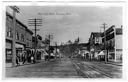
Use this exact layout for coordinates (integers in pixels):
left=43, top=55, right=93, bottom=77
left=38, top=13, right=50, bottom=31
left=6, top=12, right=33, bottom=63
left=32, top=35, right=45, bottom=60
left=88, top=25, right=122, bottom=62
left=25, top=28, right=33, bottom=49
left=88, top=32, right=102, bottom=59
left=32, top=35, right=45, bottom=49
left=102, top=25, right=122, bottom=62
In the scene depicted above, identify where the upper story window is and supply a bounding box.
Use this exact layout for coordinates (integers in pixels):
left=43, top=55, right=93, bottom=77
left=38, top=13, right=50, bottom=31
left=8, top=28, right=11, bottom=37
left=95, top=37, right=100, bottom=44
left=19, top=33, right=22, bottom=40
left=7, top=27, right=13, bottom=38
left=16, top=31, right=19, bottom=40
left=21, top=34, right=24, bottom=42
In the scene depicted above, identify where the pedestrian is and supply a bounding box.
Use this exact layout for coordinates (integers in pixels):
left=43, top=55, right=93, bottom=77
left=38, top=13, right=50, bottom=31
left=28, top=50, right=31, bottom=63
left=22, top=51, right=27, bottom=64
left=31, top=56, right=34, bottom=63
left=16, top=55, right=20, bottom=66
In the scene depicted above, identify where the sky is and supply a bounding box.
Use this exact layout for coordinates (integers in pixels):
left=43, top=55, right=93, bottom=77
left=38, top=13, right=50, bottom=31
left=6, top=6, right=122, bottom=45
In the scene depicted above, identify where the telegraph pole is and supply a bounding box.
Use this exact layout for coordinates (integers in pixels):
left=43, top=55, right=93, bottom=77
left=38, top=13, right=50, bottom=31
left=10, top=6, right=20, bottom=67
left=55, top=42, right=57, bottom=58
left=28, top=19, right=42, bottom=62
left=101, top=23, right=107, bottom=62
left=47, top=34, right=53, bottom=60
left=55, top=42, right=57, bottom=52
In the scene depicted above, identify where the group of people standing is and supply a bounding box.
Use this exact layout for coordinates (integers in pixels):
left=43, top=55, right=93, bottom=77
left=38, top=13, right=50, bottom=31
left=15, top=47, right=62, bottom=66
left=16, top=50, right=35, bottom=66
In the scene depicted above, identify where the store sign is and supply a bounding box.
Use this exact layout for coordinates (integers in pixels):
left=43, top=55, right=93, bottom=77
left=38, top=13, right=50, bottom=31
left=6, top=42, right=12, bottom=49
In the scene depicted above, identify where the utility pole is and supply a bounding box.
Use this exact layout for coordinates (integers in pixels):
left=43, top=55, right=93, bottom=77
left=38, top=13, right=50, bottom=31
left=47, top=34, right=53, bottom=60
left=28, top=19, right=42, bottom=63
left=55, top=42, right=57, bottom=58
left=10, top=6, right=20, bottom=67
left=101, top=23, right=107, bottom=62
left=55, top=42, right=57, bottom=52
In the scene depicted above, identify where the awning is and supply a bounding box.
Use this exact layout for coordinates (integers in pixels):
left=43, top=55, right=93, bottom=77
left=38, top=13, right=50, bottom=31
left=15, top=43, right=24, bottom=49
left=98, top=51, right=105, bottom=56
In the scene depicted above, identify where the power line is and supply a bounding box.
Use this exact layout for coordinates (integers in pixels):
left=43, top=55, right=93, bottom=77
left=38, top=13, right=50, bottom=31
left=28, top=18, right=42, bottom=62
left=101, top=23, right=107, bottom=62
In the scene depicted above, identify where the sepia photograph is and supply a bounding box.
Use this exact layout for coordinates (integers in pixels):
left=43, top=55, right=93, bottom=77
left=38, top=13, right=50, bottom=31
left=3, top=1, right=124, bottom=79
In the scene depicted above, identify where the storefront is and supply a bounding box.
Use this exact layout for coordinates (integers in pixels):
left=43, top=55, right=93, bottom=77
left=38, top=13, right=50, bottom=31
left=15, top=43, right=25, bottom=62
left=108, top=50, right=115, bottom=62
left=6, top=41, right=12, bottom=63
left=116, top=49, right=122, bottom=62
left=6, top=41, right=25, bottom=62
left=30, top=49, right=43, bottom=60
left=98, top=51, right=105, bottom=61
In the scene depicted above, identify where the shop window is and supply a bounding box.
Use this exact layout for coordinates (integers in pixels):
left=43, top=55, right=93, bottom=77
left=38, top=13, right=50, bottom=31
left=108, top=52, right=115, bottom=60
left=6, top=49, right=12, bottom=63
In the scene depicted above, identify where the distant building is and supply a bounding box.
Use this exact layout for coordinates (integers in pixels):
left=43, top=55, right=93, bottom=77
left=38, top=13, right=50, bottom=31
left=6, top=12, right=33, bottom=63
left=25, top=28, right=33, bottom=49
left=78, top=43, right=88, bottom=50
left=32, top=35, right=47, bottom=60
left=32, top=35, right=45, bottom=49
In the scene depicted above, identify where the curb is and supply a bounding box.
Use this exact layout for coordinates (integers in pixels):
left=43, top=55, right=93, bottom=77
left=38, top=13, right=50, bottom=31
left=105, top=62, right=122, bottom=66
left=6, top=60, right=43, bottom=68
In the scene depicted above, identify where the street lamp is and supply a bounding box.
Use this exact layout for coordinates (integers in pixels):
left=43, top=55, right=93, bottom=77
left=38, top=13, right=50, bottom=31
left=28, top=18, right=42, bottom=63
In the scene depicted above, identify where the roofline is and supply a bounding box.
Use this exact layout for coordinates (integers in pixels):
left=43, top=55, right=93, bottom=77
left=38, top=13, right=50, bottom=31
left=6, top=12, right=27, bottom=29
left=26, top=28, right=33, bottom=34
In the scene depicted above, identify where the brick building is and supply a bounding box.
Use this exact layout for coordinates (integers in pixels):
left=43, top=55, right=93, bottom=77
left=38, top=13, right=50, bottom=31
left=6, top=12, right=33, bottom=63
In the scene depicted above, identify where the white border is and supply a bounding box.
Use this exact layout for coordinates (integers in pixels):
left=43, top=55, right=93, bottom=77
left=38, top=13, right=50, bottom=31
left=0, top=0, right=128, bottom=82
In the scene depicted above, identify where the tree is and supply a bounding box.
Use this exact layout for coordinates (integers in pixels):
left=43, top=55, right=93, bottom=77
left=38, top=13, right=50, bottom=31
left=67, top=40, right=72, bottom=44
